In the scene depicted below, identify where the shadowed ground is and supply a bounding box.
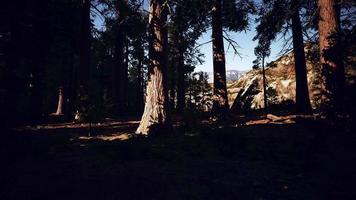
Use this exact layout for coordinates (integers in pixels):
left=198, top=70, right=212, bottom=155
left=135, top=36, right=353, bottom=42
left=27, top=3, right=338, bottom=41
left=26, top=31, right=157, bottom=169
left=1, top=115, right=355, bottom=200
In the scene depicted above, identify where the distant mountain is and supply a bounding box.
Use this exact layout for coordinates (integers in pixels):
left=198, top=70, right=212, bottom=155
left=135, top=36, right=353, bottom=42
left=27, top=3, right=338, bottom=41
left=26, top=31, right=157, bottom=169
left=206, top=70, right=247, bottom=83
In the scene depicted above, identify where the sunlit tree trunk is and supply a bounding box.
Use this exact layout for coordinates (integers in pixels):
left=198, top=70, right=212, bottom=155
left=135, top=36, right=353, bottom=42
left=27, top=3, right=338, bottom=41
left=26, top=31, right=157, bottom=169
left=318, top=0, right=344, bottom=112
left=212, top=0, right=229, bottom=115
left=136, top=0, right=170, bottom=135
left=55, top=87, right=64, bottom=115
left=291, top=0, right=312, bottom=114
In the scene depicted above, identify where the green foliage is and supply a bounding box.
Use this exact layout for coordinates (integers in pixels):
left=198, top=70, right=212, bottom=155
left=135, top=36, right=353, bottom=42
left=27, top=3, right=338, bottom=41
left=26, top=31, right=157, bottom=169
left=266, top=86, right=278, bottom=105
left=222, top=0, right=256, bottom=32
left=186, top=71, right=213, bottom=112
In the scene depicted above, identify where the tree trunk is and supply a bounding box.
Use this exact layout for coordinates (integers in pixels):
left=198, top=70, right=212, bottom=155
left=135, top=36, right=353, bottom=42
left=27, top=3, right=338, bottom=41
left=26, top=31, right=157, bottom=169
left=79, top=0, right=91, bottom=88
left=136, top=0, right=170, bottom=135
left=291, top=1, right=313, bottom=114
left=176, top=33, right=185, bottom=113
left=113, top=27, right=124, bottom=114
left=113, top=28, right=129, bottom=114
left=262, top=56, right=268, bottom=111
left=55, top=87, right=64, bottom=115
left=318, top=0, right=344, bottom=112
left=212, top=0, right=229, bottom=115
left=112, top=1, right=129, bottom=115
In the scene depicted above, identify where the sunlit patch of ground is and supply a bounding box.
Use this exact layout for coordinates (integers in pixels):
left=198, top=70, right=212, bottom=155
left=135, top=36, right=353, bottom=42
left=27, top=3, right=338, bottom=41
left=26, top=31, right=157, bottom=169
left=2, top=115, right=356, bottom=200
left=78, top=133, right=131, bottom=141
left=244, top=114, right=318, bottom=125
left=14, top=120, right=140, bottom=131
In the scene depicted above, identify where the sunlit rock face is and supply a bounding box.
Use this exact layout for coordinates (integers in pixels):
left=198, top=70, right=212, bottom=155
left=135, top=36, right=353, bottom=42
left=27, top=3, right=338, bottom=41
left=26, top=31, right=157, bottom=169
left=228, top=45, right=356, bottom=112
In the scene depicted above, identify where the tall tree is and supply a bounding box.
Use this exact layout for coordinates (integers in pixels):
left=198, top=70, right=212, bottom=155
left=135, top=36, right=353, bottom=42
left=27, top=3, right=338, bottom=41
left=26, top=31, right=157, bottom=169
left=253, top=38, right=271, bottom=111
left=112, top=0, right=129, bottom=115
left=211, top=0, right=229, bottom=114
left=79, top=0, right=91, bottom=89
left=169, top=0, right=208, bottom=113
left=129, top=8, right=148, bottom=113
left=318, top=0, right=345, bottom=113
left=176, top=32, right=186, bottom=113
left=136, top=0, right=170, bottom=134
left=254, top=0, right=312, bottom=114
left=210, top=0, right=255, bottom=116
left=291, top=0, right=312, bottom=114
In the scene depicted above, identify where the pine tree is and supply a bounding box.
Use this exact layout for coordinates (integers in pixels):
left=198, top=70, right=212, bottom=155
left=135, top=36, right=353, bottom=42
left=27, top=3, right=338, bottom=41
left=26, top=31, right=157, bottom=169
left=254, top=0, right=312, bottom=114
left=211, top=0, right=229, bottom=115
left=211, top=0, right=255, bottom=116
left=291, top=0, right=312, bottom=114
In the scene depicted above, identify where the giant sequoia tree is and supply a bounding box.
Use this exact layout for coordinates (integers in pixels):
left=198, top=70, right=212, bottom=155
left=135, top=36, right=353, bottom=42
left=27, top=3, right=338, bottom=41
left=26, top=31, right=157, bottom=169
left=318, top=0, right=345, bottom=113
left=136, top=0, right=170, bottom=134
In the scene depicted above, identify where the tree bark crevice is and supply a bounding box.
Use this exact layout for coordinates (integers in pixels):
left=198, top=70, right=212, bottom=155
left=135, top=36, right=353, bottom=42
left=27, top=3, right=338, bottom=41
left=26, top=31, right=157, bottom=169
left=136, top=0, right=170, bottom=135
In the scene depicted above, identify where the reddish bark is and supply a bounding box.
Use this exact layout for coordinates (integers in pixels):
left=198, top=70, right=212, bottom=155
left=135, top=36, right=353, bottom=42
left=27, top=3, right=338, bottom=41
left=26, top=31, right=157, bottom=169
left=136, top=0, right=170, bottom=134
left=318, top=0, right=345, bottom=111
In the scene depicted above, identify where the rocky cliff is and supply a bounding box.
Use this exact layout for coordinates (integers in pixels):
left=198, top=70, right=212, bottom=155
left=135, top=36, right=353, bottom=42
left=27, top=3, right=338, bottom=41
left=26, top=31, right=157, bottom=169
left=228, top=45, right=356, bottom=112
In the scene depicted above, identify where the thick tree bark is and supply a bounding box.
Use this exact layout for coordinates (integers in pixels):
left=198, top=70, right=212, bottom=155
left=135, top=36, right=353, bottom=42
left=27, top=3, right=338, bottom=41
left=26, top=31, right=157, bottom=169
left=136, top=0, right=170, bottom=135
left=318, top=0, right=344, bottom=112
left=212, top=0, right=229, bottom=115
left=291, top=1, right=313, bottom=114
left=176, top=33, right=185, bottom=113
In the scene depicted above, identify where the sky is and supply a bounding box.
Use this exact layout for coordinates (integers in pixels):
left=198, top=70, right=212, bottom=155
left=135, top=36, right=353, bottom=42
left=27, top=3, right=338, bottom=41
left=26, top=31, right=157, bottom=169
left=92, top=1, right=287, bottom=73
left=195, top=26, right=284, bottom=72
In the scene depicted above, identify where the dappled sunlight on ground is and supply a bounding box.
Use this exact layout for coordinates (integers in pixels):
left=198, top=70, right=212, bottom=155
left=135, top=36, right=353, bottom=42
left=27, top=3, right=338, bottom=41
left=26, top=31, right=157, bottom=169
left=2, top=115, right=356, bottom=200
left=14, top=120, right=140, bottom=131
left=78, top=133, right=131, bottom=141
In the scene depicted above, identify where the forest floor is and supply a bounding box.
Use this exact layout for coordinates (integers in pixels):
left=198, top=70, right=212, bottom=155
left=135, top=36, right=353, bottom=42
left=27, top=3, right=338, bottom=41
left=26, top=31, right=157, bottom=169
left=1, top=113, right=356, bottom=200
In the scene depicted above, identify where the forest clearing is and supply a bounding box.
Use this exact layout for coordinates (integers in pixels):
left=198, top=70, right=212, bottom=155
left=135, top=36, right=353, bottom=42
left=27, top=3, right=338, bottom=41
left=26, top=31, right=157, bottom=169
left=1, top=0, right=355, bottom=199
